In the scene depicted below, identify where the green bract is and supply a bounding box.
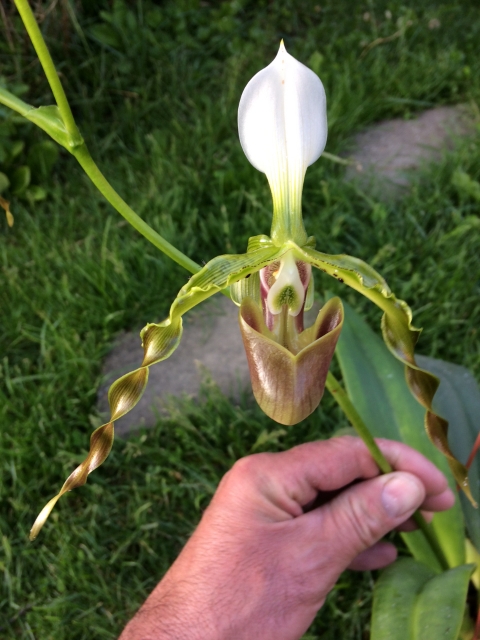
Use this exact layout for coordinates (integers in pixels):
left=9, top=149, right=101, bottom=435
left=1, top=21, right=470, bottom=538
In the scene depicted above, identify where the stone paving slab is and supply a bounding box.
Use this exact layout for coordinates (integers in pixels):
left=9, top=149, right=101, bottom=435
left=97, top=105, right=477, bottom=436
left=344, top=105, right=475, bottom=199
left=97, top=295, right=251, bottom=436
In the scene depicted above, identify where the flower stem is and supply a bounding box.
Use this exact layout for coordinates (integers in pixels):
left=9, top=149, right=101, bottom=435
left=10, top=0, right=216, bottom=281
left=73, top=144, right=200, bottom=274
left=325, top=371, right=391, bottom=473
left=325, top=370, right=450, bottom=572
left=14, top=0, right=79, bottom=141
left=5, top=6, right=234, bottom=298
left=11, top=0, right=192, bottom=266
left=0, top=87, right=32, bottom=117
left=0, top=77, right=205, bottom=275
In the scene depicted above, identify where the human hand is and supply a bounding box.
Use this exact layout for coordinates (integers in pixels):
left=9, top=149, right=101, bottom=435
left=119, top=436, right=455, bottom=640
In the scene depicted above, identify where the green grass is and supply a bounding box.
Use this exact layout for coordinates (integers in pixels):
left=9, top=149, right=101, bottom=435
left=1, top=0, right=480, bottom=637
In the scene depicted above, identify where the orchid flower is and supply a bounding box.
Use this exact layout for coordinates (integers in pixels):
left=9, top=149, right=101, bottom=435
left=30, top=42, right=472, bottom=540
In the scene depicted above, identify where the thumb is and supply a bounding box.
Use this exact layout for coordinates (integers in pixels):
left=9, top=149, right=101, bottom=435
left=307, top=471, right=426, bottom=572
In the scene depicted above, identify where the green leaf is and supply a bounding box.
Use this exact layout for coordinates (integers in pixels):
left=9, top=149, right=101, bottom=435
left=25, top=185, right=48, bottom=203
left=27, top=140, right=59, bottom=180
left=0, top=171, right=10, bottom=194
left=416, top=356, right=480, bottom=552
left=11, top=165, right=31, bottom=195
left=295, top=243, right=473, bottom=504
left=334, top=300, right=465, bottom=571
left=451, top=169, right=480, bottom=201
left=10, top=140, right=24, bottom=159
left=371, top=558, right=473, bottom=640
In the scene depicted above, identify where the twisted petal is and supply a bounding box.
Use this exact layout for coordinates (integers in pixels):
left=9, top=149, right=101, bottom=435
left=293, top=243, right=474, bottom=504
left=30, top=244, right=289, bottom=538
left=240, top=296, right=343, bottom=425
left=30, top=423, right=114, bottom=540
left=109, top=367, right=150, bottom=421
left=238, top=42, right=327, bottom=243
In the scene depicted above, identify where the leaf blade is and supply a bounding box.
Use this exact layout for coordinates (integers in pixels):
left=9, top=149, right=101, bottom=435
left=334, top=300, right=466, bottom=570
left=371, top=558, right=473, bottom=640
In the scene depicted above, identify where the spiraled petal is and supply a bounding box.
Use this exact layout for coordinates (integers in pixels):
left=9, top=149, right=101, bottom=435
left=30, top=243, right=292, bottom=538
left=30, top=422, right=114, bottom=540
left=141, top=317, right=183, bottom=368
left=293, top=242, right=475, bottom=505
left=108, top=367, right=149, bottom=421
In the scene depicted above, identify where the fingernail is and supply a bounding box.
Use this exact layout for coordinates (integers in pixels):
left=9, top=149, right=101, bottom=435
left=381, top=474, right=423, bottom=518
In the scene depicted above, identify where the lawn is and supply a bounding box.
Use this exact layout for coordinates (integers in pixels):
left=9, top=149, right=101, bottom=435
left=1, top=1, right=480, bottom=637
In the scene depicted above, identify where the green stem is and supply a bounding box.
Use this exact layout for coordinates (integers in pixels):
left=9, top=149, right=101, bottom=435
left=8, top=3, right=233, bottom=296
left=4, top=6, right=210, bottom=280
left=73, top=145, right=232, bottom=297
left=0, top=91, right=234, bottom=296
left=326, top=371, right=391, bottom=474
left=0, top=84, right=201, bottom=275
left=0, top=87, right=31, bottom=118
left=14, top=0, right=79, bottom=141
left=411, top=512, right=450, bottom=572
left=73, top=144, right=200, bottom=274
left=326, top=370, right=450, bottom=572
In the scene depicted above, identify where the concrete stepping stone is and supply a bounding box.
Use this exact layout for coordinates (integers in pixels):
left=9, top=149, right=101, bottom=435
left=97, top=295, right=251, bottom=436
left=344, top=105, right=475, bottom=199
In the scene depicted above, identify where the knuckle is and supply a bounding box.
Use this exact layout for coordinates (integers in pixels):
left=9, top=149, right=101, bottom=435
left=221, top=453, right=271, bottom=488
left=231, top=453, right=271, bottom=478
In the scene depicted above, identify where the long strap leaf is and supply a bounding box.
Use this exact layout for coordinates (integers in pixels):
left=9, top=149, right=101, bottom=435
left=371, top=558, right=473, bottom=640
